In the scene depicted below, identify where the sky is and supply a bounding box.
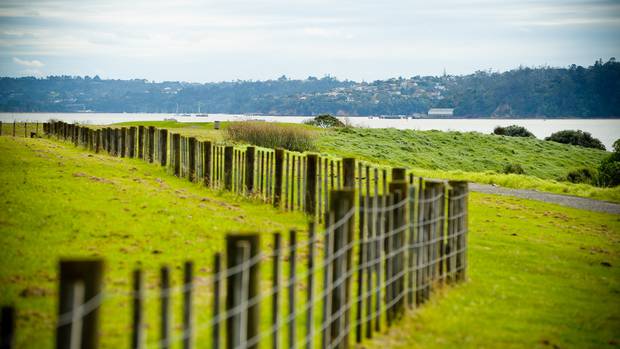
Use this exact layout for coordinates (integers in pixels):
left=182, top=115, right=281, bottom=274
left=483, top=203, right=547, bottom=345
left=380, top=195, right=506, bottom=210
left=0, top=0, right=619, bottom=82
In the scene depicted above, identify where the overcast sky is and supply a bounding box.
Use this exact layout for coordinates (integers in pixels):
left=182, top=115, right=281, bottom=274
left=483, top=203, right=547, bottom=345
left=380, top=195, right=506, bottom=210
left=0, top=0, right=619, bottom=82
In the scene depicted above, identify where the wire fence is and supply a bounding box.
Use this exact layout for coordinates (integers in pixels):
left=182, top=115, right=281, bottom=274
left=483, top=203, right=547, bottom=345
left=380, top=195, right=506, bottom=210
left=1, top=121, right=469, bottom=349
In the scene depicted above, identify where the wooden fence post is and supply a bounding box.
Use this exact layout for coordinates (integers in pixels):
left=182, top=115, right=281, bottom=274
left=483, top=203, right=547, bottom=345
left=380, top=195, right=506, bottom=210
left=448, top=181, right=468, bottom=282
left=138, top=126, right=145, bottom=159
left=188, top=137, right=197, bottom=182
left=213, top=253, right=222, bottom=349
left=12, top=121, right=16, bottom=137
left=160, top=266, right=171, bottom=349
left=244, top=146, right=255, bottom=193
left=274, top=149, right=284, bottom=208
left=1, top=306, right=15, bottom=349
left=203, top=141, right=212, bottom=187
left=148, top=126, right=155, bottom=163
left=306, top=221, right=316, bottom=349
left=131, top=269, right=144, bottom=349
left=0, top=121, right=3, bottom=136
left=407, top=185, right=417, bottom=308
left=388, top=180, right=408, bottom=320
left=224, top=146, right=233, bottom=191
left=226, top=234, right=260, bottom=349
left=173, top=134, right=181, bottom=177
left=287, top=229, right=297, bottom=349
left=183, top=261, right=193, bottom=349
left=342, top=158, right=355, bottom=189
left=56, top=259, right=104, bottom=349
left=323, top=189, right=355, bottom=349
left=113, top=128, right=120, bottom=156
left=305, top=154, right=318, bottom=217
left=272, top=233, right=282, bottom=349
left=160, top=130, right=168, bottom=166
left=120, top=128, right=127, bottom=158
left=128, top=127, right=136, bottom=158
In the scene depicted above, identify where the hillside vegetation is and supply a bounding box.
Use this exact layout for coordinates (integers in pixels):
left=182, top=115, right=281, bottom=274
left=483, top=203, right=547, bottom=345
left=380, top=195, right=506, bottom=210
left=2, top=59, right=618, bottom=117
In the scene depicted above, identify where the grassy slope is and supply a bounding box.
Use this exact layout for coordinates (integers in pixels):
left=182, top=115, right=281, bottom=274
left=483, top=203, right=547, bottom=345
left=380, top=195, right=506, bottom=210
left=316, top=127, right=620, bottom=202
left=1, top=136, right=619, bottom=348
left=0, top=137, right=308, bottom=349
left=365, top=193, right=620, bottom=349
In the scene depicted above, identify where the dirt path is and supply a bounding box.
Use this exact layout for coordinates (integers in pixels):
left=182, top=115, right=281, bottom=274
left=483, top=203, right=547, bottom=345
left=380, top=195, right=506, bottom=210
left=470, top=183, right=620, bottom=215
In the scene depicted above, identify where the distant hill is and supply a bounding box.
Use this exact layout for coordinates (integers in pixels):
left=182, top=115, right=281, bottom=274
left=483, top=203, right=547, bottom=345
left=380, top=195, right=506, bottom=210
left=1, top=59, right=618, bottom=117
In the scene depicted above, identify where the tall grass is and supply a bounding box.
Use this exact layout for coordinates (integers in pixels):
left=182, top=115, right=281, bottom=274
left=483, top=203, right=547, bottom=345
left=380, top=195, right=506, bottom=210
left=226, top=121, right=316, bottom=151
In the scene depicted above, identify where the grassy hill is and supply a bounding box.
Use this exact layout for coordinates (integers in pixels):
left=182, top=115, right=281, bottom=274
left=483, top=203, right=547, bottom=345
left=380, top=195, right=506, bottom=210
left=1, top=136, right=618, bottom=348
left=316, top=127, right=620, bottom=202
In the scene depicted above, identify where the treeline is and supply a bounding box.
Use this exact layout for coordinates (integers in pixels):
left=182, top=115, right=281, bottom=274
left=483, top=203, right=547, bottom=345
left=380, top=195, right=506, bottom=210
left=0, top=59, right=618, bottom=117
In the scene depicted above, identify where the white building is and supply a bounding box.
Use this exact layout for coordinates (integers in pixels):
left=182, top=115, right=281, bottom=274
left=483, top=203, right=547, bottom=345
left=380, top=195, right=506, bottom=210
left=427, top=108, right=454, bottom=117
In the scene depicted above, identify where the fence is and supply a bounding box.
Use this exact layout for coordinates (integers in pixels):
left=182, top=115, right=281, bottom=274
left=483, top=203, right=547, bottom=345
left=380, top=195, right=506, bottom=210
left=1, top=121, right=469, bottom=349
left=0, top=121, right=41, bottom=138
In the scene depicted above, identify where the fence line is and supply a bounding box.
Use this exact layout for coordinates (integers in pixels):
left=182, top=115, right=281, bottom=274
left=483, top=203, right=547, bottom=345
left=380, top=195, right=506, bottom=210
left=1, top=121, right=469, bottom=349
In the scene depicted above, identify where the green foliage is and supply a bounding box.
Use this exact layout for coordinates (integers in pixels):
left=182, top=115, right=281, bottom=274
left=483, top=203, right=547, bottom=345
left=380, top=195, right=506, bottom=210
left=303, top=114, right=345, bottom=128
left=598, top=152, right=620, bottom=187
left=566, top=168, right=597, bottom=184
left=493, top=125, right=535, bottom=137
left=613, top=138, right=620, bottom=153
left=502, top=163, right=525, bottom=174
left=226, top=121, right=315, bottom=151
left=545, top=130, right=606, bottom=150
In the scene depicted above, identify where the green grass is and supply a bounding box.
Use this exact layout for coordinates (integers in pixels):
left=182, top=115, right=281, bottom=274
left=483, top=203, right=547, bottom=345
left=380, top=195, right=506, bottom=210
left=364, top=192, right=620, bottom=349
left=1, top=136, right=618, bottom=348
left=0, top=136, right=309, bottom=349
left=316, top=127, right=620, bottom=202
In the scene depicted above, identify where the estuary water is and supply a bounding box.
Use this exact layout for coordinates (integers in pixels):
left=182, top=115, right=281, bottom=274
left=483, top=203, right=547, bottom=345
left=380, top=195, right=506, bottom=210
left=1, top=113, right=618, bottom=150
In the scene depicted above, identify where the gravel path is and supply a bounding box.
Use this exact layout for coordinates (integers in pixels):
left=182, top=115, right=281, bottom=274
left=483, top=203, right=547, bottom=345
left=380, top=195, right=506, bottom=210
left=470, top=183, right=620, bottom=215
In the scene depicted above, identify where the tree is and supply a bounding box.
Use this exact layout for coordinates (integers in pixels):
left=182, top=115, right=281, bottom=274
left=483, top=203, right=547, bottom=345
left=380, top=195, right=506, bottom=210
left=545, top=130, right=606, bottom=150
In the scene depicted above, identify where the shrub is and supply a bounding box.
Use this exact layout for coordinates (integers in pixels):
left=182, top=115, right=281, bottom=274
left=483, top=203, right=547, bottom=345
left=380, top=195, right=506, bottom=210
left=565, top=168, right=597, bottom=184
left=597, top=151, right=620, bottom=187
left=502, top=163, right=525, bottom=175
left=545, top=130, right=605, bottom=150
left=226, top=121, right=315, bottom=152
left=493, top=125, right=535, bottom=137
left=304, top=114, right=345, bottom=128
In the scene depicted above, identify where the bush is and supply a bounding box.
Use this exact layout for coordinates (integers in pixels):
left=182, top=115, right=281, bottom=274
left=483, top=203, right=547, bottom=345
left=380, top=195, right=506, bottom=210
left=226, top=121, right=315, bottom=152
left=545, top=130, right=605, bottom=150
left=493, top=125, right=535, bottom=137
left=565, top=168, right=597, bottom=184
left=304, top=114, right=345, bottom=128
left=597, top=141, right=620, bottom=187
left=502, top=163, right=525, bottom=175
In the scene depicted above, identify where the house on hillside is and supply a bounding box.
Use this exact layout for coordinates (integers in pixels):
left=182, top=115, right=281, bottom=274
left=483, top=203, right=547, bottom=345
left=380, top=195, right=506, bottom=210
left=427, top=108, right=454, bottom=117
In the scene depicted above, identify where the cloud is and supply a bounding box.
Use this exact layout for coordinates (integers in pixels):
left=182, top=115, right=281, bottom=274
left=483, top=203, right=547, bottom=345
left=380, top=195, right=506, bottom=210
left=13, top=57, right=44, bottom=67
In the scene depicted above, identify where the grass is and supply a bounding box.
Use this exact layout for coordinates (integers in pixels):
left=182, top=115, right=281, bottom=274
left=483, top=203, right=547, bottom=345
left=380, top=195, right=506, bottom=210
left=1, top=135, right=619, bottom=348
left=226, top=121, right=315, bottom=152
left=364, top=192, right=620, bottom=349
left=316, top=127, right=620, bottom=202
left=0, top=136, right=309, bottom=349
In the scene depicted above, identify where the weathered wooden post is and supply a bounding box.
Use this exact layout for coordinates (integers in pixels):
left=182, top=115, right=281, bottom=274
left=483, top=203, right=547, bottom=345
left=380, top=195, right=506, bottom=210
left=213, top=253, right=222, bottom=349
left=120, top=128, right=127, bottom=158
left=159, top=130, right=168, bottom=166
left=448, top=181, right=468, bottom=282
left=131, top=269, right=144, bottom=349
left=12, top=121, right=15, bottom=137
left=274, top=149, right=284, bottom=207
left=388, top=179, right=408, bottom=320
left=305, top=154, right=318, bottom=217
left=342, top=158, right=356, bottom=189
left=183, top=261, right=193, bottom=349
left=1, top=306, right=15, bottom=349
left=306, top=221, right=316, bottom=349
left=56, top=259, right=104, bottom=349
left=224, top=146, right=233, bottom=190
left=0, top=121, right=3, bottom=136
left=203, top=141, right=212, bottom=187
left=287, top=230, right=297, bottom=349
left=148, top=126, right=155, bottom=163
left=188, top=137, right=197, bottom=182
left=128, top=127, right=136, bottom=158
left=173, top=134, right=181, bottom=177
left=226, top=234, right=260, bottom=349
left=95, top=130, right=101, bottom=154
left=114, top=128, right=120, bottom=156
left=272, top=233, right=282, bottom=349
left=160, top=266, right=171, bottom=349
left=323, top=189, right=355, bottom=349
left=138, top=126, right=145, bottom=159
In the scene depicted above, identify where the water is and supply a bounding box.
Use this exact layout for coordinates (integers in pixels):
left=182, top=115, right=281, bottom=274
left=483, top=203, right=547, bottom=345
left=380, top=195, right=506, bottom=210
left=2, top=113, right=618, bottom=150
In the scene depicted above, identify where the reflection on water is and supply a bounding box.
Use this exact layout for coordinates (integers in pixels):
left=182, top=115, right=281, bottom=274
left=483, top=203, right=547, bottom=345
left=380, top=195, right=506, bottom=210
left=1, top=113, right=618, bottom=150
